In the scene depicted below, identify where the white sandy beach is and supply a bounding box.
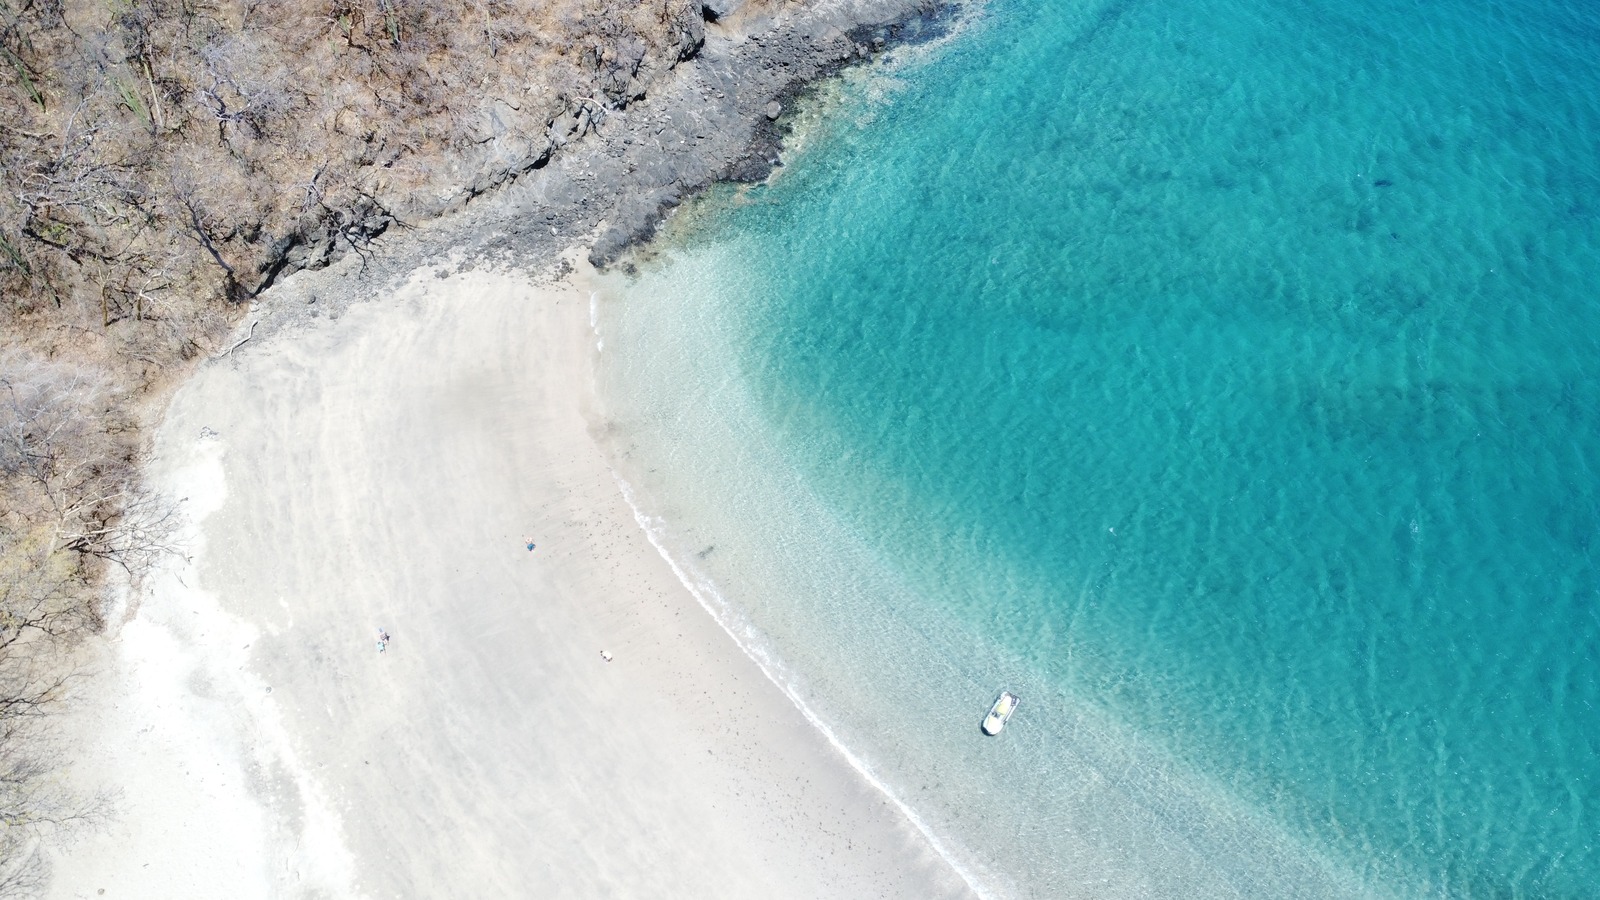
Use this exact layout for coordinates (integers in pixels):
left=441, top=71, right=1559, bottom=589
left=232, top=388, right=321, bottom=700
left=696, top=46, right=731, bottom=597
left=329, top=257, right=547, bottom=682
left=46, top=258, right=975, bottom=899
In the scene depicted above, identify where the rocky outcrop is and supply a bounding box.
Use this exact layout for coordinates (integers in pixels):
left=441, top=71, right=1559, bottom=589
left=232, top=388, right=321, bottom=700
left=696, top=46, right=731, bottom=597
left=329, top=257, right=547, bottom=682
left=245, top=0, right=967, bottom=346
left=258, top=0, right=712, bottom=290
left=582, top=0, right=961, bottom=267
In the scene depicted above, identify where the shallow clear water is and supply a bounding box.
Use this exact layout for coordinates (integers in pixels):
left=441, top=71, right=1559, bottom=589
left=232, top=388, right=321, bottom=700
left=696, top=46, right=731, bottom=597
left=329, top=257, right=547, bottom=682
left=594, top=0, right=1600, bottom=896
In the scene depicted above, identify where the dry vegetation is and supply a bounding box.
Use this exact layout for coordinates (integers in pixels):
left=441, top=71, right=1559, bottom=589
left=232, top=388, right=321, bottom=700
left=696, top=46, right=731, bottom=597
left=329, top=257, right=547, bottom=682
left=2, top=0, right=704, bottom=374
left=0, top=349, right=165, bottom=892
left=0, top=0, right=707, bottom=886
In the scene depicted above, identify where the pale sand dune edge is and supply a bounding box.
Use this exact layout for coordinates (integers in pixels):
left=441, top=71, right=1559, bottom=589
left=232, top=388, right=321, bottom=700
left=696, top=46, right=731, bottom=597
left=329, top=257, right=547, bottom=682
left=47, top=258, right=980, bottom=899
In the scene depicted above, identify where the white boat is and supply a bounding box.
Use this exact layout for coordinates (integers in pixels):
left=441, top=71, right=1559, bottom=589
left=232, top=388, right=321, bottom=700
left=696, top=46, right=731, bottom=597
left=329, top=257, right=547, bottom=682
left=982, top=691, right=1019, bottom=736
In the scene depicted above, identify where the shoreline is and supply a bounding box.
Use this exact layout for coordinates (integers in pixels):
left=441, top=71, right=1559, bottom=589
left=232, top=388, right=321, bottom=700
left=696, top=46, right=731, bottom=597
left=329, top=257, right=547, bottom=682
left=48, top=258, right=978, bottom=897
left=608, top=471, right=993, bottom=898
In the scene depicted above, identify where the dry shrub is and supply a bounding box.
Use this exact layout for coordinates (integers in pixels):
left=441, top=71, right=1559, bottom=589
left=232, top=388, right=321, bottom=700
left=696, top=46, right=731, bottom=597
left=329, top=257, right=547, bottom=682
left=0, top=349, right=144, bottom=890
left=1, top=0, right=704, bottom=376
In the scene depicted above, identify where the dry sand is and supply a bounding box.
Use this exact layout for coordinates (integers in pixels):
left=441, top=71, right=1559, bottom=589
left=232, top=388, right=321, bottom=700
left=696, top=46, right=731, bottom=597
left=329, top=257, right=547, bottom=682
left=47, top=259, right=976, bottom=899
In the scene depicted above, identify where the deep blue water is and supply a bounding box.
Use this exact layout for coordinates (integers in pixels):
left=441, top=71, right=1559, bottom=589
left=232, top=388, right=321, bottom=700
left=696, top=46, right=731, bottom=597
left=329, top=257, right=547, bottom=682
left=597, top=0, right=1600, bottom=895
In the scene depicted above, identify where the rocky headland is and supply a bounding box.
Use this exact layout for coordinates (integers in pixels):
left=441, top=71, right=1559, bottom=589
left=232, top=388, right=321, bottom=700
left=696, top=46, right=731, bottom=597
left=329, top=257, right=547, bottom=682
left=251, top=0, right=962, bottom=327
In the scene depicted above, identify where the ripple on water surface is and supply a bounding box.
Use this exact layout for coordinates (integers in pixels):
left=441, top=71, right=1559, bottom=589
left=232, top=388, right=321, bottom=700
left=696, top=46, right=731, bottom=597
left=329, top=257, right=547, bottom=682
left=596, top=0, right=1600, bottom=895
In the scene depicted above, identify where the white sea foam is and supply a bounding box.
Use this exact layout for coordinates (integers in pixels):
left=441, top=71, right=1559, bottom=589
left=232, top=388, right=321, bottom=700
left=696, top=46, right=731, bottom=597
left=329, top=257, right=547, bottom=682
left=589, top=290, right=603, bottom=352
left=611, top=469, right=998, bottom=900
left=587, top=233, right=1371, bottom=899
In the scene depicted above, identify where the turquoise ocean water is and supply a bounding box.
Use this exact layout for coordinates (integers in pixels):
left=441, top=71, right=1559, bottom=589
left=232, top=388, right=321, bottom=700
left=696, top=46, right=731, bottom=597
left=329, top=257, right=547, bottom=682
left=593, top=0, right=1600, bottom=896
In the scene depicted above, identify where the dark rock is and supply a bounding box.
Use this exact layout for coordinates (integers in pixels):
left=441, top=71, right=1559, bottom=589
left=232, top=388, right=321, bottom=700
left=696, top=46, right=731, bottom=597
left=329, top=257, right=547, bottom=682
left=702, top=0, right=743, bottom=23
left=333, top=0, right=970, bottom=276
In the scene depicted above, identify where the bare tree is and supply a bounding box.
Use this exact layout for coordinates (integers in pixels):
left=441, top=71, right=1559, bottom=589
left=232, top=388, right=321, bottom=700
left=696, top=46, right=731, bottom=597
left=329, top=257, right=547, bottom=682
left=0, top=352, right=137, bottom=888
left=0, top=351, right=177, bottom=574
left=0, top=536, right=112, bottom=897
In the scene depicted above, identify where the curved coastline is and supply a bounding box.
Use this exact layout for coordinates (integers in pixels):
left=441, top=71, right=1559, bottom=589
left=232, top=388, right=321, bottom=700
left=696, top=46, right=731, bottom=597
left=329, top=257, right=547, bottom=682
left=45, top=1, right=993, bottom=896
left=575, top=0, right=1600, bottom=894
left=583, top=233, right=1375, bottom=900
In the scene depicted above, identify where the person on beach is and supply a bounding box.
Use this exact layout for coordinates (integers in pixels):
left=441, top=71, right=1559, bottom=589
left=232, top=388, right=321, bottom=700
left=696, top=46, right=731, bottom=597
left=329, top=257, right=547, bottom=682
left=376, top=627, right=390, bottom=653
left=524, top=537, right=536, bottom=552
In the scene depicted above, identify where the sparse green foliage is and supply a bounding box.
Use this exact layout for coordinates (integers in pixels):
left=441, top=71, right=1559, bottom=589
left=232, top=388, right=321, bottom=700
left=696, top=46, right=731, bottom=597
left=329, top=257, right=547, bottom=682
left=2, top=47, right=42, bottom=110
left=111, top=74, right=147, bottom=125
left=0, top=232, right=26, bottom=276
